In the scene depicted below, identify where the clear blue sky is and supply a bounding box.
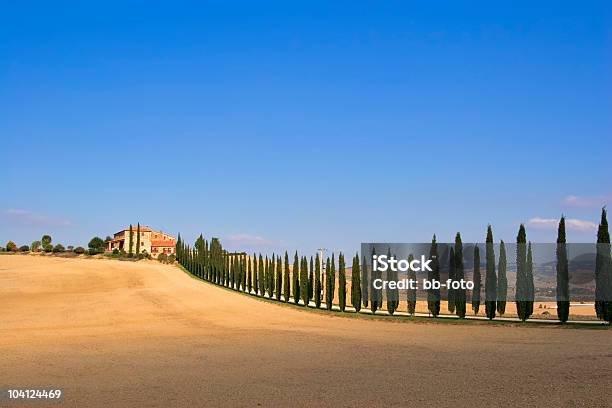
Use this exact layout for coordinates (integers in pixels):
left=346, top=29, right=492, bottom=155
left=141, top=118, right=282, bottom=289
left=1, top=1, right=610, bottom=254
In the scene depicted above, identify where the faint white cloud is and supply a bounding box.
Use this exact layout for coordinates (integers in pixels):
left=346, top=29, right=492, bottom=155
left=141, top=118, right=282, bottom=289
left=527, top=217, right=597, bottom=232
left=225, top=233, right=280, bottom=247
left=562, top=194, right=610, bottom=208
left=3, top=209, right=72, bottom=228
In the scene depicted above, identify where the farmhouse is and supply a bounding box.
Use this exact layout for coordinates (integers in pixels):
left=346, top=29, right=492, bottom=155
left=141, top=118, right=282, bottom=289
left=106, top=226, right=176, bottom=258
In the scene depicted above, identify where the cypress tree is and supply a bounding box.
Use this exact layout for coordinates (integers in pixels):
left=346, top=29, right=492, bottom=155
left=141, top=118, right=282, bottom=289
left=283, top=251, right=290, bottom=302
left=330, top=254, right=337, bottom=309
left=427, top=235, right=440, bottom=317
left=293, top=251, right=300, bottom=305
left=242, top=255, right=247, bottom=291
left=325, top=257, right=332, bottom=310
left=516, top=224, right=530, bottom=321
left=351, top=253, right=362, bottom=312
left=454, top=233, right=466, bottom=318
left=253, top=253, right=259, bottom=295
left=135, top=223, right=141, bottom=258
left=362, top=254, right=369, bottom=309
left=257, top=254, right=264, bottom=296
left=269, top=254, right=275, bottom=299
left=497, top=240, right=507, bottom=316
left=300, top=256, right=308, bottom=306
left=308, top=256, right=314, bottom=301
left=315, top=253, right=322, bottom=308
left=407, top=254, right=417, bottom=315
left=264, top=256, right=269, bottom=296
left=472, top=246, right=481, bottom=315
left=556, top=216, right=570, bottom=323
left=128, top=224, right=134, bottom=258
left=386, top=248, right=397, bottom=315
left=273, top=255, right=280, bottom=300
left=485, top=226, right=497, bottom=320
left=448, top=247, right=456, bottom=313
left=370, top=251, right=379, bottom=314
left=247, top=256, right=252, bottom=293
left=338, top=253, right=346, bottom=312
left=595, top=207, right=611, bottom=322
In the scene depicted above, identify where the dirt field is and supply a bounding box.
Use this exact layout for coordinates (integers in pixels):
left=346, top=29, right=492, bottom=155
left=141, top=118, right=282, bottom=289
left=1, top=255, right=611, bottom=407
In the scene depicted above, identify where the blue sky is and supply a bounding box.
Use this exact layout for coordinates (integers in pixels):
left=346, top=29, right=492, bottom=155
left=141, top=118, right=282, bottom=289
left=1, top=1, right=610, bottom=254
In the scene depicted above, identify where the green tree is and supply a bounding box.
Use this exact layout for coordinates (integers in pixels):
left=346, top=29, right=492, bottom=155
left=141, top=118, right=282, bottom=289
left=247, top=256, right=253, bottom=293
left=258, top=254, right=265, bottom=296
left=300, top=256, right=308, bottom=306
left=484, top=226, right=497, bottom=320
left=515, top=224, right=531, bottom=321
left=53, top=244, right=65, bottom=253
left=595, top=207, right=611, bottom=322
left=308, top=256, right=314, bottom=301
left=497, top=240, right=508, bottom=316
left=41, top=235, right=52, bottom=247
left=6, top=241, right=18, bottom=252
left=293, top=251, right=300, bottom=305
left=370, top=250, right=380, bottom=314
left=386, top=248, right=398, bottom=316
left=351, top=253, right=362, bottom=312
left=284, top=251, right=290, bottom=302
left=31, top=240, right=41, bottom=252
left=454, top=233, right=466, bottom=318
left=362, top=254, right=369, bottom=309
left=276, top=255, right=282, bottom=300
left=88, top=236, right=105, bottom=254
left=253, top=253, right=259, bottom=294
left=338, top=253, right=346, bottom=311
left=325, top=257, right=332, bottom=310
left=407, top=254, right=417, bottom=315
left=556, top=216, right=570, bottom=323
left=135, top=223, right=141, bottom=258
left=315, top=253, right=322, bottom=308
left=427, top=235, right=440, bottom=317
left=448, top=247, right=456, bottom=313
left=128, top=225, right=134, bottom=258
left=472, top=245, right=481, bottom=315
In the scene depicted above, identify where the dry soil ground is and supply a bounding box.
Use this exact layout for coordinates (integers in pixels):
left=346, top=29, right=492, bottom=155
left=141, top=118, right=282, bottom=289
left=1, top=255, right=611, bottom=407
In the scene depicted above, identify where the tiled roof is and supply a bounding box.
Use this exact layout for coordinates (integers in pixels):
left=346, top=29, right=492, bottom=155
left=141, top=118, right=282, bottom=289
left=151, top=240, right=175, bottom=247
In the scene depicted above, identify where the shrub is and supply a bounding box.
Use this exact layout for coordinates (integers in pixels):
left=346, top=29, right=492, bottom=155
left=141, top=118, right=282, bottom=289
left=87, top=248, right=100, bottom=255
left=112, top=248, right=119, bottom=255
left=74, top=246, right=85, bottom=254
left=157, top=253, right=168, bottom=263
left=43, top=243, right=53, bottom=253
left=52, top=244, right=65, bottom=253
left=19, top=245, right=30, bottom=252
left=167, top=254, right=176, bottom=264
left=6, top=241, right=18, bottom=252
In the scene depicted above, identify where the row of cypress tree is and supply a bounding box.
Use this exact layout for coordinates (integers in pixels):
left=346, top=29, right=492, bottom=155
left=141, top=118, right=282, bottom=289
left=176, top=235, right=364, bottom=311
left=176, top=208, right=611, bottom=324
